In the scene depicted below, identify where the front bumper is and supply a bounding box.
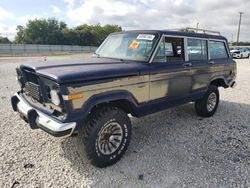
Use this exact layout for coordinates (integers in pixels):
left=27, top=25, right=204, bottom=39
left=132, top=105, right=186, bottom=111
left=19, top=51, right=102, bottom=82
left=11, top=93, right=76, bottom=137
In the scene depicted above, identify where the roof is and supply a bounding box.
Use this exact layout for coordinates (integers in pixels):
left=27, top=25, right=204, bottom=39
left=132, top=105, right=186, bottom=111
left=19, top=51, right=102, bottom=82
left=120, top=30, right=227, bottom=41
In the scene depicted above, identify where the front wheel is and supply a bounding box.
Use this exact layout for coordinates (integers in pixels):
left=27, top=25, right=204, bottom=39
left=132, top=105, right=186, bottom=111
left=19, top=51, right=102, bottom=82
left=76, top=106, right=131, bottom=167
left=195, top=85, right=219, bottom=117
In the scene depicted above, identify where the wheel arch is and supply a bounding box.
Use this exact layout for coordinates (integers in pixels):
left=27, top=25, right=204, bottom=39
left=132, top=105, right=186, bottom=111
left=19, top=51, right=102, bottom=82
left=83, top=90, right=140, bottom=118
left=210, top=77, right=228, bottom=88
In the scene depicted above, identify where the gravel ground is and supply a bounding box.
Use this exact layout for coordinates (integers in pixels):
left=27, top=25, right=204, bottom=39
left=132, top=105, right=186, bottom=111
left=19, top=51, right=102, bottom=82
left=0, top=55, right=250, bottom=188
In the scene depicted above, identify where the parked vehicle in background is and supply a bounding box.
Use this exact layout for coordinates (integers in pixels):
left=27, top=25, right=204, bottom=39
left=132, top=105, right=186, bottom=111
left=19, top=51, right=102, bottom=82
left=230, top=48, right=250, bottom=58
left=11, top=29, right=237, bottom=167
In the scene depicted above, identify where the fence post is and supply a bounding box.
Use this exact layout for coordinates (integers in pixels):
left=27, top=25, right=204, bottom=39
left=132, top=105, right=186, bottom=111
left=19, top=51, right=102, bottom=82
left=10, top=44, right=13, bottom=55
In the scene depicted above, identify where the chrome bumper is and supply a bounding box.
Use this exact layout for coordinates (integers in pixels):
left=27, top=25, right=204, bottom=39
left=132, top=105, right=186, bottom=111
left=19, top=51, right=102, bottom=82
left=11, top=93, right=76, bottom=137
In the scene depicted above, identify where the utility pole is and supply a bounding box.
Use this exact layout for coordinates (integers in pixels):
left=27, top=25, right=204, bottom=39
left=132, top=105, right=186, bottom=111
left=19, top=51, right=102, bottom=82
left=196, top=22, right=199, bottom=33
left=236, top=12, right=243, bottom=46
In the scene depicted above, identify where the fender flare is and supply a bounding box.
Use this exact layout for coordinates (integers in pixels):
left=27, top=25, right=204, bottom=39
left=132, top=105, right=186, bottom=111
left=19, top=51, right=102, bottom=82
left=209, top=76, right=230, bottom=88
left=83, top=90, right=139, bottom=113
left=70, top=90, right=141, bottom=129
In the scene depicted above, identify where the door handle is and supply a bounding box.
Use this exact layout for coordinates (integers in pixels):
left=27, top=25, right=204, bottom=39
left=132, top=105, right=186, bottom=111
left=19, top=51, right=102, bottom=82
left=183, top=62, right=192, bottom=67
left=209, top=61, right=215, bottom=65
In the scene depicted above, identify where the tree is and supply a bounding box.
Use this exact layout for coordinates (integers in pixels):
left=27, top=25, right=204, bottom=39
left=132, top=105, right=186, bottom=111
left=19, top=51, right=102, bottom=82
left=232, top=41, right=250, bottom=46
left=62, top=29, right=80, bottom=45
left=14, top=18, right=122, bottom=46
left=15, top=18, right=67, bottom=44
left=74, top=24, right=95, bottom=45
left=73, top=24, right=122, bottom=46
left=0, top=36, right=11, bottom=43
left=15, top=25, right=25, bottom=43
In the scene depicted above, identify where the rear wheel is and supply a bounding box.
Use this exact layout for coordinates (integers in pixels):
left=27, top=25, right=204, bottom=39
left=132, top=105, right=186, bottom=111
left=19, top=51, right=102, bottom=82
left=195, top=85, right=219, bottom=117
left=76, top=106, right=131, bottom=167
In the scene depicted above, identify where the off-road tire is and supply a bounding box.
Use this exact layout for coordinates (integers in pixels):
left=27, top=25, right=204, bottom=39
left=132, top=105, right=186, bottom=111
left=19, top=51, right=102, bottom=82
left=76, top=106, right=131, bottom=167
left=195, top=85, right=219, bottom=117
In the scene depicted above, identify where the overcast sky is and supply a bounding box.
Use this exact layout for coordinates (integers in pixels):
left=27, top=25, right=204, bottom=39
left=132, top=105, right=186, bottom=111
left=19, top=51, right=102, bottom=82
left=0, top=0, right=249, bottom=41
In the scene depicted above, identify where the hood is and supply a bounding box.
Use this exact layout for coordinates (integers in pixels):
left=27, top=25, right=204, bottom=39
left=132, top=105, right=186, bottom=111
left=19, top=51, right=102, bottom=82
left=21, top=57, right=147, bottom=84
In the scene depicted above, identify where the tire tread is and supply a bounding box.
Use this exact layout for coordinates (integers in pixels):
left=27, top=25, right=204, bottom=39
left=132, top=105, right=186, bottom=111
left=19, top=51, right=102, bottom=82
left=76, top=106, right=131, bottom=167
left=195, top=85, right=219, bottom=117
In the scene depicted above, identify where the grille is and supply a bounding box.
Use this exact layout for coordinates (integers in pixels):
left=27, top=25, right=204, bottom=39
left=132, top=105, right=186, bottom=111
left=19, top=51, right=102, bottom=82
left=23, top=68, right=39, bottom=84
left=25, top=82, right=41, bottom=101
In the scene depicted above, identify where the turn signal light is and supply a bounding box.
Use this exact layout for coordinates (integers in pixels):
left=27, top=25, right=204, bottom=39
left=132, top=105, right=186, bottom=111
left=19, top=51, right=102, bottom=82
left=67, top=93, right=84, bottom=100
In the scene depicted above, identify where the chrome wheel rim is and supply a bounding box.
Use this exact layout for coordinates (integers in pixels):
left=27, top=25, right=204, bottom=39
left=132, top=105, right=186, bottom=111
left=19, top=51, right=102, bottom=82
left=98, top=122, right=123, bottom=155
left=207, top=92, right=217, bottom=112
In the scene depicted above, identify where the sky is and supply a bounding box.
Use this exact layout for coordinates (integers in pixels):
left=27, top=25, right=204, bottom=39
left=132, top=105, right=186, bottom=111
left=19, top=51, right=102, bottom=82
left=0, top=0, right=249, bottom=41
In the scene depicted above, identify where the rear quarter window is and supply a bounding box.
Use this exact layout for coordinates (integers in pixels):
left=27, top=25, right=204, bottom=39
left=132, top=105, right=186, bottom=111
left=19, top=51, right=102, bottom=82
left=209, top=40, right=229, bottom=59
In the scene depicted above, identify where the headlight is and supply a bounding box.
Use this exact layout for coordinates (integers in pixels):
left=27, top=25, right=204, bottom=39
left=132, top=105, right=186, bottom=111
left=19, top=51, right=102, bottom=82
left=50, top=90, right=61, bottom=105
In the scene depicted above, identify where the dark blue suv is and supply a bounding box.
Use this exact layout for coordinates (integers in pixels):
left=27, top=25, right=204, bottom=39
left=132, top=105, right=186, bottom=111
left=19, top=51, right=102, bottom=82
left=11, top=30, right=236, bottom=167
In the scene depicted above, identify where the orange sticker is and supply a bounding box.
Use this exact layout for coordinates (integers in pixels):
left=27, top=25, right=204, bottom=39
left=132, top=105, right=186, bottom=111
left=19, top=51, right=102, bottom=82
left=129, top=40, right=140, bottom=49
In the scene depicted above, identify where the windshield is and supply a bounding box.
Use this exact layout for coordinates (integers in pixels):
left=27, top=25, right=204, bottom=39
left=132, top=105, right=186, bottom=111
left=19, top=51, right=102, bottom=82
left=95, top=33, right=158, bottom=61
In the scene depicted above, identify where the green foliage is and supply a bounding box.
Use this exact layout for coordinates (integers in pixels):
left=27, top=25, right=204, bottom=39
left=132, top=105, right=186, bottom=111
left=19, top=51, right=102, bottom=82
left=72, top=24, right=122, bottom=46
left=15, top=25, right=25, bottom=43
left=14, top=18, right=122, bottom=46
left=0, top=36, right=11, bottom=43
left=15, top=18, right=66, bottom=44
left=232, top=42, right=250, bottom=46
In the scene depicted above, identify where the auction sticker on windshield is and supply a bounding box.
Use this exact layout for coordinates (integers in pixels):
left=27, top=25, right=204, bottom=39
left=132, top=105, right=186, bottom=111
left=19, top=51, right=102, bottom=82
left=137, top=34, right=155, bottom=41
left=129, top=40, right=140, bottom=49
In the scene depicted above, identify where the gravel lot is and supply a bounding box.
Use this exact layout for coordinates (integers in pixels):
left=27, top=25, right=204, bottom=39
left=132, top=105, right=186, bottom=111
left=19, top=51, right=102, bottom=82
left=0, top=55, right=250, bottom=188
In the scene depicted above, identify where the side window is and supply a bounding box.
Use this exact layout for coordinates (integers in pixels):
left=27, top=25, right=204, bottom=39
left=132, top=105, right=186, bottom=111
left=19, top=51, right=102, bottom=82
left=165, top=42, right=173, bottom=56
left=153, top=36, right=184, bottom=63
left=153, top=39, right=166, bottom=62
left=187, top=38, right=207, bottom=61
left=209, top=41, right=229, bottom=59
left=165, top=37, right=184, bottom=62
